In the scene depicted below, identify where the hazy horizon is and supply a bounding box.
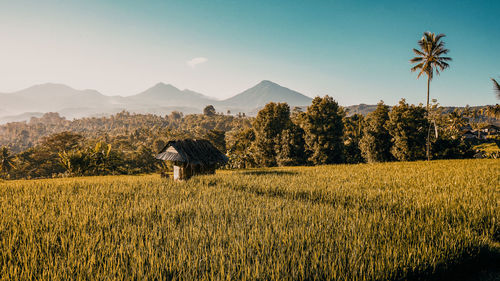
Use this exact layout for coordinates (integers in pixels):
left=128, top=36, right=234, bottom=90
left=1, top=0, right=499, bottom=106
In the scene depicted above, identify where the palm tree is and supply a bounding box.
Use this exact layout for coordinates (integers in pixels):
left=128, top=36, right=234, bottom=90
left=492, top=78, right=500, bottom=99
left=448, top=110, right=466, bottom=133
left=410, top=31, right=452, bottom=160
left=485, top=104, right=500, bottom=120
left=0, top=147, right=16, bottom=179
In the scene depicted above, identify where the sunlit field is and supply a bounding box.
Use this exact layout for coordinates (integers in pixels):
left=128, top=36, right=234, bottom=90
left=0, top=159, right=498, bottom=280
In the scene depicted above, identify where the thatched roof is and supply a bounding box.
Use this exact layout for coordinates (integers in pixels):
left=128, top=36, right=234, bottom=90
left=155, top=139, right=228, bottom=165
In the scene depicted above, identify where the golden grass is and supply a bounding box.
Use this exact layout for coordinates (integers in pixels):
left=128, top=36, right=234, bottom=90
left=0, top=159, right=498, bottom=280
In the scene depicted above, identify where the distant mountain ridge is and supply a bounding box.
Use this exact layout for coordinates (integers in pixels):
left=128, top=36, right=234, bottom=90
left=2, top=81, right=493, bottom=124
left=0, top=80, right=313, bottom=123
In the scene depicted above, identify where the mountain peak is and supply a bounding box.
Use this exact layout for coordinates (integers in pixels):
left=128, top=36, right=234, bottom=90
left=25, top=83, right=75, bottom=92
left=258, top=80, right=277, bottom=85
left=131, top=83, right=215, bottom=107
left=151, top=82, right=178, bottom=91
left=224, top=80, right=312, bottom=108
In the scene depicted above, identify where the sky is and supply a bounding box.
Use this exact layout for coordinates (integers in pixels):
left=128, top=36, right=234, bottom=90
left=0, top=0, right=499, bottom=106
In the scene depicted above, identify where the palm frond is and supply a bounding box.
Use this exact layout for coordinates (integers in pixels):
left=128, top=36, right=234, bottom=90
left=435, top=61, right=450, bottom=71
left=435, top=33, right=446, bottom=41
left=410, top=57, right=423, bottom=63
left=438, top=56, right=452, bottom=61
left=410, top=31, right=450, bottom=82
left=411, top=63, right=424, bottom=72
left=492, top=78, right=500, bottom=99
left=412, top=49, right=426, bottom=56
left=434, top=49, right=449, bottom=56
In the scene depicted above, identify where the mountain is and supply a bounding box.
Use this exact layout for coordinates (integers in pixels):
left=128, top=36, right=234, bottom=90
left=224, top=80, right=312, bottom=109
left=0, top=80, right=315, bottom=123
left=0, top=81, right=495, bottom=125
left=0, top=83, right=115, bottom=113
left=128, top=83, right=216, bottom=108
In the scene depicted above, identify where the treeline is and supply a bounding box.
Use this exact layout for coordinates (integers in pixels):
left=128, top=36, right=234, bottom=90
left=227, top=98, right=499, bottom=169
left=0, top=98, right=499, bottom=179
left=0, top=110, right=251, bottom=179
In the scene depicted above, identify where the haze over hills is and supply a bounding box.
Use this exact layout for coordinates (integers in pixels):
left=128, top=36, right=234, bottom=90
left=1, top=80, right=492, bottom=124
left=0, top=80, right=314, bottom=123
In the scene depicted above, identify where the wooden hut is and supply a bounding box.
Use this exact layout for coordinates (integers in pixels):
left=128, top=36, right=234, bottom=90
left=155, top=139, right=228, bottom=180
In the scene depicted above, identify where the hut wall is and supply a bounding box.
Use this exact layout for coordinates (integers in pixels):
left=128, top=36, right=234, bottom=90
left=173, top=165, right=181, bottom=180
left=173, top=164, right=195, bottom=180
left=172, top=163, right=216, bottom=180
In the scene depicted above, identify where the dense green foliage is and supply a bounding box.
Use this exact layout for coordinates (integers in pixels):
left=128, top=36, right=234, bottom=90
left=0, top=159, right=498, bottom=280
left=386, top=100, right=429, bottom=161
left=0, top=98, right=497, bottom=179
left=301, top=96, right=345, bottom=164
left=252, top=102, right=293, bottom=167
left=0, top=111, right=251, bottom=179
left=360, top=102, right=393, bottom=163
left=342, top=113, right=364, bottom=164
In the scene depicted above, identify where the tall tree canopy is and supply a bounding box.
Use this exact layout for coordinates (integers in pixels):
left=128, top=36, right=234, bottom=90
left=203, top=105, right=217, bottom=116
left=252, top=102, right=292, bottom=167
left=0, top=147, right=16, bottom=179
left=410, top=32, right=452, bottom=110
left=301, top=96, right=344, bottom=165
left=385, top=100, right=428, bottom=161
left=343, top=113, right=364, bottom=164
left=359, top=102, right=393, bottom=163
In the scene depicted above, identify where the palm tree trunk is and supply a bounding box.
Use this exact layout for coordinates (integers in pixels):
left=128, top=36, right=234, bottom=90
left=426, top=77, right=430, bottom=112
left=426, top=76, right=431, bottom=161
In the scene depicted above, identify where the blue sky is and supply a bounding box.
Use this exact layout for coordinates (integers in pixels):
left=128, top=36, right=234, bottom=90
left=0, top=0, right=499, bottom=106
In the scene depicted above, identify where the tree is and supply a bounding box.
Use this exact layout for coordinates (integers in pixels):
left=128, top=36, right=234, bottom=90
left=484, top=105, right=500, bottom=121
left=343, top=113, right=364, bottom=164
left=205, top=129, right=226, bottom=153
left=0, top=147, right=16, bottom=179
left=252, top=102, right=292, bottom=167
left=385, top=99, right=428, bottom=161
left=58, top=149, right=89, bottom=176
left=203, top=105, right=217, bottom=116
left=301, top=96, right=344, bottom=164
left=41, top=131, right=83, bottom=151
left=87, top=141, right=113, bottom=175
left=226, top=128, right=256, bottom=169
left=153, top=139, right=166, bottom=154
left=276, top=123, right=307, bottom=166
left=492, top=78, right=500, bottom=99
left=410, top=31, right=451, bottom=160
left=27, top=132, right=85, bottom=178
left=169, top=111, right=183, bottom=120
left=359, top=102, right=393, bottom=163
left=129, top=145, right=157, bottom=174
left=447, top=110, right=467, bottom=136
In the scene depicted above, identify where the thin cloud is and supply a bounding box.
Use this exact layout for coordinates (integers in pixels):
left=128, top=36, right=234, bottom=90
left=186, top=57, right=208, bottom=68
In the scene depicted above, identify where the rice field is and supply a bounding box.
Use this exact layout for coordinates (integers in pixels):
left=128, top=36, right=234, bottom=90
left=0, top=159, right=499, bottom=280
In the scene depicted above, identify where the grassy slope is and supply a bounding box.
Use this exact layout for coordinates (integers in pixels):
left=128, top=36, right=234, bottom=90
left=0, top=159, right=498, bottom=280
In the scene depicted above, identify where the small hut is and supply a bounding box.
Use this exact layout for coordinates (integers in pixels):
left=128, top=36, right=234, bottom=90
left=155, top=139, right=228, bottom=180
